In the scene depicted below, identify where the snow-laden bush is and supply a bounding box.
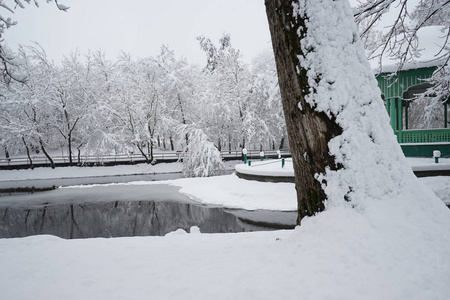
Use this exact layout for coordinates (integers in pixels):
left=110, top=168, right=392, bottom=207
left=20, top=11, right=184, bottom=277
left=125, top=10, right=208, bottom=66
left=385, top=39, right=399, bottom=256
left=179, top=128, right=224, bottom=177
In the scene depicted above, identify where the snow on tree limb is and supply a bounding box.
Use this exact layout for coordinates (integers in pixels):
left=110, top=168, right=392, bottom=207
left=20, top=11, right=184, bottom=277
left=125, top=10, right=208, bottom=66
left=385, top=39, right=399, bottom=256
left=0, top=0, right=68, bottom=84
left=355, top=0, right=450, bottom=72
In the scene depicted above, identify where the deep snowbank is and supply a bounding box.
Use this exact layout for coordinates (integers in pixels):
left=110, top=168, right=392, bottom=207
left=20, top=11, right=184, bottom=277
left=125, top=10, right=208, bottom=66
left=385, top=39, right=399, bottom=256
left=1, top=187, right=449, bottom=300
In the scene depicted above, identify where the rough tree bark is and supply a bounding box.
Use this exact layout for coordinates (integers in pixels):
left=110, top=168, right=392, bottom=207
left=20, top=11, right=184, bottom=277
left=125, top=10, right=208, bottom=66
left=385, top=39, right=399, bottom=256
left=265, top=0, right=343, bottom=224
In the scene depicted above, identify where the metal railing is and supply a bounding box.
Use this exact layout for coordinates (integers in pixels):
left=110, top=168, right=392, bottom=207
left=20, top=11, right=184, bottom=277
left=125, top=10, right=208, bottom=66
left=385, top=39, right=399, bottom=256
left=0, top=149, right=291, bottom=168
left=396, top=128, right=450, bottom=144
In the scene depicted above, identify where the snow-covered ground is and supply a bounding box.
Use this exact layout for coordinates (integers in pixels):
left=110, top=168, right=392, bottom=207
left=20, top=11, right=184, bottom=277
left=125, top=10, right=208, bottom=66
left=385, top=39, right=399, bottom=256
left=1, top=194, right=450, bottom=299
left=0, top=162, right=184, bottom=181
left=1, top=158, right=450, bottom=299
left=235, top=158, right=295, bottom=177
left=0, top=160, right=240, bottom=181
left=237, top=157, right=450, bottom=177
left=406, top=157, right=450, bottom=172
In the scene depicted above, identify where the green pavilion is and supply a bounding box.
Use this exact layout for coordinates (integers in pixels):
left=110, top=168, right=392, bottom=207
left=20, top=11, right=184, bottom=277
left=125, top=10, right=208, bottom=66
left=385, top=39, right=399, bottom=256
left=374, top=27, right=449, bottom=158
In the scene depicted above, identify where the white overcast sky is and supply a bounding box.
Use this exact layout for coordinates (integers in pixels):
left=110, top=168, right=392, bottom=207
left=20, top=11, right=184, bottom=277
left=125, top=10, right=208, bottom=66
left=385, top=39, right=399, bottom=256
left=4, top=0, right=273, bottom=66
left=4, top=0, right=403, bottom=68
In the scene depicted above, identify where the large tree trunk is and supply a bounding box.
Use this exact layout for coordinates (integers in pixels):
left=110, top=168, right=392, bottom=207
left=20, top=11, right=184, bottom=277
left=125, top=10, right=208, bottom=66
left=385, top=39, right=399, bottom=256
left=265, top=0, right=343, bottom=224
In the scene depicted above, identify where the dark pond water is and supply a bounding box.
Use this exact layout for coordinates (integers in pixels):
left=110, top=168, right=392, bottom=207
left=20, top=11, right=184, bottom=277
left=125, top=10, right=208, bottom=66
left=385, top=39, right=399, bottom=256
left=0, top=184, right=297, bottom=239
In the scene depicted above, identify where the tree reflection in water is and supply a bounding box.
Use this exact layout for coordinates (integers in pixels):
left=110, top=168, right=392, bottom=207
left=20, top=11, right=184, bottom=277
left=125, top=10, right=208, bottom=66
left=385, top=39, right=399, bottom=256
left=0, top=200, right=296, bottom=239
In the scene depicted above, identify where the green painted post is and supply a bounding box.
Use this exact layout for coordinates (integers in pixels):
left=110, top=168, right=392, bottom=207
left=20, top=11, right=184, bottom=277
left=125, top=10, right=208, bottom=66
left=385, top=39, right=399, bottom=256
left=444, top=101, right=448, bottom=128
left=243, top=148, right=248, bottom=164
left=386, top=96, right=390, bottom=114
left=389, top=98, right=396, bottom=133
left=248, top=161, right=251, bottom=166
left=405, top=101, right=409, bottom=129
left=398, top=98, right=403, bottom=143
left=282, top=158, right=285, bottom=168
